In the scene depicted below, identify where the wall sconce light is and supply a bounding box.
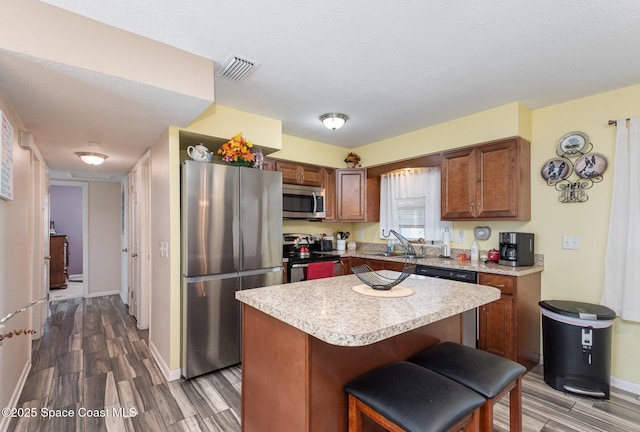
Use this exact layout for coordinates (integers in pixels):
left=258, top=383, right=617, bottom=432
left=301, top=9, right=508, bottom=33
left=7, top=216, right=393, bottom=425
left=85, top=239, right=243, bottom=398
left=76, top=152, right=108, bottom=166
left=320, top=113, right=348, bottom=130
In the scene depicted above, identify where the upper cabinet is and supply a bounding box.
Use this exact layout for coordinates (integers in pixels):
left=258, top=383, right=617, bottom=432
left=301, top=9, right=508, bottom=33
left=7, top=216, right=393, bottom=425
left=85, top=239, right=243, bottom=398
left=441, top=137, right=531, bottom=221
left=336, top=168, right=380, bottom=222
left=275, top=160, right=324, bottom=187
left=323, top=168, right=336, bottom=221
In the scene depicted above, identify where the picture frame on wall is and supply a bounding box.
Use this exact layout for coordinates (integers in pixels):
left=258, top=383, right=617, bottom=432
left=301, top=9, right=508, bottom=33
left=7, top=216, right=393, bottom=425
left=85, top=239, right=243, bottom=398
left=0, top=110, right=14, bottom=201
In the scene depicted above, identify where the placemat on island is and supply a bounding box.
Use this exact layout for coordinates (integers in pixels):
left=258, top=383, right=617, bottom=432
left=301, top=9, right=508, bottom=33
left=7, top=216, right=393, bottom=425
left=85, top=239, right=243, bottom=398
left=351, top=284, right=415, bottom=298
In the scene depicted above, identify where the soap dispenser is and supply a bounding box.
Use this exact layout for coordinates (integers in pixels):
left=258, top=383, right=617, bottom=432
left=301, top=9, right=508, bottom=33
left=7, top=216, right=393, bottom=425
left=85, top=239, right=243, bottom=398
left=471, top=240, right=479, bottom=262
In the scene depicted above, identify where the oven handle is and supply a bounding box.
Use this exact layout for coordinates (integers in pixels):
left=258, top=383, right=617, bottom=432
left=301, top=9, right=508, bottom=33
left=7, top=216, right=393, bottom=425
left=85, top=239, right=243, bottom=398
left=291, top=260, right=340, bottom=269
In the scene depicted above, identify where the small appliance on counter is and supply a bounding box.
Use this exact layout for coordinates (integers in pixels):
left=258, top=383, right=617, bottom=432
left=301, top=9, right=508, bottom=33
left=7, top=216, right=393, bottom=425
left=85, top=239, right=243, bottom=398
left=498, top=232, right=534, bottom=267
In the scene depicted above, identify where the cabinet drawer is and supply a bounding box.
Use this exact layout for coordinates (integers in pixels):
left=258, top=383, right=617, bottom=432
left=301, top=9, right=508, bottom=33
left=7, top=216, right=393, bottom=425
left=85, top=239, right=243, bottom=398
left=478, top=273, right=514, bottom=295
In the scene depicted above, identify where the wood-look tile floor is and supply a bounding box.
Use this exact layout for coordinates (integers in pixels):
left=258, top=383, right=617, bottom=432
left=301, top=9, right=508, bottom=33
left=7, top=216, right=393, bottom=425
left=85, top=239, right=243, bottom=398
left=7, top=295, right=640, bottom=431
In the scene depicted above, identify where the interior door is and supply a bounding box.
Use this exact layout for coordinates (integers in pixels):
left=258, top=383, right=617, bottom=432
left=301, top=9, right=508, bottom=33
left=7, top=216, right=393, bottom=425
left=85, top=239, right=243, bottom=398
left=120, top=176, right=130, bottom=305
left=128, top=169, right=139, bottom=318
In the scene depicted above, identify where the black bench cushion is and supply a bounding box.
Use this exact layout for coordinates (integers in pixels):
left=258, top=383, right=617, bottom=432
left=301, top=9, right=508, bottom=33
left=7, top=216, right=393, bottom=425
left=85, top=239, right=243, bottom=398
left=408, top=342, right=527, bottom=399
left=345, top=361, right=485, bottom=432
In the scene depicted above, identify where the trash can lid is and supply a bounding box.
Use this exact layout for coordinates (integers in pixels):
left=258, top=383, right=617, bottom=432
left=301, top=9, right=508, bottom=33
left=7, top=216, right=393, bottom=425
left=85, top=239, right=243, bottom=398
left=539, top=300, right=616, bottom=320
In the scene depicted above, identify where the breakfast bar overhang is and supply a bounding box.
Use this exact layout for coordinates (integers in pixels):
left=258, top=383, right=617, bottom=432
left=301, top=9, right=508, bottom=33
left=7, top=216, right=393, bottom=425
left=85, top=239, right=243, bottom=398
left=235, top=272, right=501, bottom=432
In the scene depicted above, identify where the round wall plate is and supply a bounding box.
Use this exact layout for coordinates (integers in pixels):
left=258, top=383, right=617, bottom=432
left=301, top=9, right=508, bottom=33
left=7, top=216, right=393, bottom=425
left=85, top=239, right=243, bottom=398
left=473, top=226, right=491, bottom=241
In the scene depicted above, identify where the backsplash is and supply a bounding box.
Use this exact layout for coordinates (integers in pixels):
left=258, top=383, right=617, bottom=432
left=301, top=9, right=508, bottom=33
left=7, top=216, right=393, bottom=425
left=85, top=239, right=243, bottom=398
left=351, top=242, right=544, bottom=266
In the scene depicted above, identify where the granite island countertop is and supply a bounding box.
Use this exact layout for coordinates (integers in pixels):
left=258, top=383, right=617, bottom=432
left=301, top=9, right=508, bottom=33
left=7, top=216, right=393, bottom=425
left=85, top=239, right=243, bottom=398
left=236, top=272, right=500, bottom=347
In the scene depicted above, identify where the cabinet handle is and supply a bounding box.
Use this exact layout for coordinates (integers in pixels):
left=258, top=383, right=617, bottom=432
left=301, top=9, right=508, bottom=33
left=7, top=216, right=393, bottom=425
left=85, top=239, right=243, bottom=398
left=486, top=282, right=506, bottom=288
left=469, top=203, right=474, bottom=217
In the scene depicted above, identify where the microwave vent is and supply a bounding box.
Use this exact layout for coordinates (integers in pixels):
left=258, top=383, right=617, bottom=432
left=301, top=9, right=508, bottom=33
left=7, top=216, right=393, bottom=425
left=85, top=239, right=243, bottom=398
left=217, top=54, right=259, bottom=82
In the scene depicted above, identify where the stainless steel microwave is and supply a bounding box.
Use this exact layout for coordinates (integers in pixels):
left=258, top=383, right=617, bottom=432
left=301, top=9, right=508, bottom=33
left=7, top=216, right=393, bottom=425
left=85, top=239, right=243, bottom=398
left=282, top=184, right=326, bottom=219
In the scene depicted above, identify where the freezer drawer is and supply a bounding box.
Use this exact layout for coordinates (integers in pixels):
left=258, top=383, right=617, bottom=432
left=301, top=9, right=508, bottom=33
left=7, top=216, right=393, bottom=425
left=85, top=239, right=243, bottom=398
left=182, top=276, right=240, bottom=379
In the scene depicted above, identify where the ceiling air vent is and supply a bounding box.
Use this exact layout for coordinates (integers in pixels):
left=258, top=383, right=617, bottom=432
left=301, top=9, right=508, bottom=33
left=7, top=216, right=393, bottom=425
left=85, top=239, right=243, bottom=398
left=216, top=54, right=259, bottom=82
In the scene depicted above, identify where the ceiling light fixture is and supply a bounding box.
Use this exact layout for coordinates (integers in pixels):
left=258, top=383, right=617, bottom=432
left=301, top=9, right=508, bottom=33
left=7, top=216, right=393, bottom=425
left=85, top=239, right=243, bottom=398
left=320, top=113, right=348, bottom=130
left=76, top=152, right=108, bottom=166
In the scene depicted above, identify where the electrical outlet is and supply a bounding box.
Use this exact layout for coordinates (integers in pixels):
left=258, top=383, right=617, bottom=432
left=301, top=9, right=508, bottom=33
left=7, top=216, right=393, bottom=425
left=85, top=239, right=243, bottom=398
left=562, top=235, right=581, bottom=250
left=359, top=231, right=364, bottom=239
left=455, top=230, right=465, bottom=243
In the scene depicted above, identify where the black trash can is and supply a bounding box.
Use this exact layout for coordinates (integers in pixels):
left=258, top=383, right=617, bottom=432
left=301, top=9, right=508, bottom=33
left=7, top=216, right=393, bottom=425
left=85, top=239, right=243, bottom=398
left=539, top=300, right=616, bottom=399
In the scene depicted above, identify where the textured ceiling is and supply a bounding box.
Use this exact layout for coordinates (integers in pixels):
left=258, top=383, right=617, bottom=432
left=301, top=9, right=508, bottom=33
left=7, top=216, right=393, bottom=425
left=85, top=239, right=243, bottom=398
left=4, top=1, right=640, bottom=178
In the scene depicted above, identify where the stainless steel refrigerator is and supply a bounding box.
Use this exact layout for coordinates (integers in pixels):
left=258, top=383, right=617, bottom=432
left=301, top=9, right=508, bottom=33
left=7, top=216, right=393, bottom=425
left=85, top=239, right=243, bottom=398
left=181, top=160, right=283, bottom=379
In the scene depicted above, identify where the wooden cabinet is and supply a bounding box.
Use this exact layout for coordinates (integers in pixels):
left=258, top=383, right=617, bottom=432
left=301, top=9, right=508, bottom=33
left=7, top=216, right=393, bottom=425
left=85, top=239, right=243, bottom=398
left=342, top=257, right=409, bottom=275
left=275, top=160, right=324, bottom=187
left=262, top=157, right=275, bottom=171
left=477, top=272, right=541, bottom=370
left=441, top=137, right=531, bottom=221
left=335, top=168, right=380, bottom=222
left=50, top=234, right=69, bottom=289
left=323, top=168, right=336, bottom=221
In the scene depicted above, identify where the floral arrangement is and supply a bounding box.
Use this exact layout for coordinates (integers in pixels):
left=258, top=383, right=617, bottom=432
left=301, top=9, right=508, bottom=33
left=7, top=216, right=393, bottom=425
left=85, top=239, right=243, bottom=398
left=217, top=133, right=256, bottom=167
left=344, top=152, right=361, bottom=168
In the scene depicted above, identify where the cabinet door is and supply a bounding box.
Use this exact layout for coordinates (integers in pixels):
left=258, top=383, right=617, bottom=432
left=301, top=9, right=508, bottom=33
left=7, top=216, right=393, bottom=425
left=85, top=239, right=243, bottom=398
left=441, top=147, right=475, bottom=219
left=474, top=141, right=519, bottom=219
left=323, top=168, right=336, bottom=221
left=262, top=158, right=275, bottom=171
left=275, top=161, right=301, bottom=184
left=478, top=295, right=514, bottom=360
left=478, top=273, right=515, bottom=361
left=298, top=164, right=323, bottom=187
left=336, top=169, right=366, bottom=221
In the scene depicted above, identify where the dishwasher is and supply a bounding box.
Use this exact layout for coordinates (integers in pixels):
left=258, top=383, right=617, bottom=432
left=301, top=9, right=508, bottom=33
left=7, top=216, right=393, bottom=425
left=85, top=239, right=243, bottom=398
left=415, top=265, right=478, bottom=347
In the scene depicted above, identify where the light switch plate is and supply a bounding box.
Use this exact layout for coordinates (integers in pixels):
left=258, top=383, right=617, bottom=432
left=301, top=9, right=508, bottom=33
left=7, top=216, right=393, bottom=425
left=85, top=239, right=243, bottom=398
left=562, top=235, right=581, bottom=250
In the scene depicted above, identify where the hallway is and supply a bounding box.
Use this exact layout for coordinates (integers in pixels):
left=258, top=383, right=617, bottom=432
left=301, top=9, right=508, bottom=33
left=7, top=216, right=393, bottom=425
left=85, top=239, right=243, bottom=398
left=7, top=295, right=640, bottom=431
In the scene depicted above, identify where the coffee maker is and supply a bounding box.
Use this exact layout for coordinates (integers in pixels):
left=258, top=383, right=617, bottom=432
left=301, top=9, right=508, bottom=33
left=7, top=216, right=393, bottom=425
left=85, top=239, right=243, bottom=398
left=499, top=232, right=534, bottom=267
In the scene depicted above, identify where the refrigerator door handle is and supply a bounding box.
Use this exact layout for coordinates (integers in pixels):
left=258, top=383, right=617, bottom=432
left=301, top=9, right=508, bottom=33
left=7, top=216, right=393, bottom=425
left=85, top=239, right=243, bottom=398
left=185, top=273, right=239, bottom=284
left=239, top=267, right=283, bottom=277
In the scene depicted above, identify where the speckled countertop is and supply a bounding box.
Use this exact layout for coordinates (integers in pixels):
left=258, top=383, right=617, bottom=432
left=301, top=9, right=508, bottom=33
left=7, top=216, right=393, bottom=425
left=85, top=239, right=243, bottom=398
left=236, top=272, right=500, bottom=347
left=340, top=251, right=545, bottom=277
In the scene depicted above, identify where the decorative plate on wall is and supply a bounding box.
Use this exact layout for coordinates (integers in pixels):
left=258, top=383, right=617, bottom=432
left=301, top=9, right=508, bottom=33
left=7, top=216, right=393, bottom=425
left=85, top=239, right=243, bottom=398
left=556, top=131, right=589, bottom=156
left=473, top=226, right=491, bottom=241
left=575, top=153, right=608, bottom=179
left=541, top=157, right=572, bottom=183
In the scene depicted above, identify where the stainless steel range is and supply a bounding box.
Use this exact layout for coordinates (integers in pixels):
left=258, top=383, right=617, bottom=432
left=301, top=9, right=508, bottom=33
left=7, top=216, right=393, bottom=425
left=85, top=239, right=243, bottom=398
left=283, top=233, right=341, bottom=282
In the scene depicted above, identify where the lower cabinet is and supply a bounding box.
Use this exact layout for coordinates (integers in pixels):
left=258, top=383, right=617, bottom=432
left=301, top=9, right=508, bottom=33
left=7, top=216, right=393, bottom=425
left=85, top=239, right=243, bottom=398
left=477, top=272, right=541, bottom=370
left=342, top=257, right=409, bottom=275
left=50, top=234, right=69, bottom=289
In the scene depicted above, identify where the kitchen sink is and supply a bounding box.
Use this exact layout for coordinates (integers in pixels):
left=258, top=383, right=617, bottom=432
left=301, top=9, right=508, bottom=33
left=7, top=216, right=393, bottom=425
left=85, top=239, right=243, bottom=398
left=363, top=252, right=417, bottom=258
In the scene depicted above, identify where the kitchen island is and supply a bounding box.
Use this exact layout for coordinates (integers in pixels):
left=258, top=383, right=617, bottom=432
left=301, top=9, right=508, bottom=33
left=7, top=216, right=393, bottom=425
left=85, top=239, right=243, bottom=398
left=236, top=272, right=500, bottom=432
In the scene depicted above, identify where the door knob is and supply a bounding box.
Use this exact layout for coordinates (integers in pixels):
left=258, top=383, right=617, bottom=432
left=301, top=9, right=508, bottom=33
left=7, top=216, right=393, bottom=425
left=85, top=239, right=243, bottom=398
left=122, top=248, right=128, bottom=252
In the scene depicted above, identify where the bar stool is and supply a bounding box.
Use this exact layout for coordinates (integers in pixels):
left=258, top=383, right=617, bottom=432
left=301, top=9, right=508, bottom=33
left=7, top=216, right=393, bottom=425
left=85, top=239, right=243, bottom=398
left=345, top=361, right=485, bottom=432
left=408, top=342, right=527, bottom=432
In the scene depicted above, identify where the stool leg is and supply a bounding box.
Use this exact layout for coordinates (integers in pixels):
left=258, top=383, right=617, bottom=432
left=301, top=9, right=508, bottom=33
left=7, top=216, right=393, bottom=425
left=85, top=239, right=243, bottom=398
left=348, top=395, right=362, bottom=432
left=509, top=377, right=523, bottom=432
left=479, top=401, right=493, bottom=432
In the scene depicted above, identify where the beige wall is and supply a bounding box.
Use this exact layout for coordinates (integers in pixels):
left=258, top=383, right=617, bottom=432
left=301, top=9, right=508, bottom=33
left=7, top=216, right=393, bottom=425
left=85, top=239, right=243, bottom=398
left=149, top=127, right=179, bottom=377
left=0, top=93, right=39, bottom=423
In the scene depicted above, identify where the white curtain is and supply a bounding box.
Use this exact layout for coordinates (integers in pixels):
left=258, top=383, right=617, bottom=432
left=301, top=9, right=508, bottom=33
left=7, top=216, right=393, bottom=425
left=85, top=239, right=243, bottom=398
left=379, top=167, right=451, bottom=241
left=601, top=117, right=640, bottom=322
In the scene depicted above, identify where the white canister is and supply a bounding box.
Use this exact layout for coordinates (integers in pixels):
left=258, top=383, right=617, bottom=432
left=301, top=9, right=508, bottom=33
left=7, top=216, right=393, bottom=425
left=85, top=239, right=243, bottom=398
left=337, top=239, right=346, bottom=251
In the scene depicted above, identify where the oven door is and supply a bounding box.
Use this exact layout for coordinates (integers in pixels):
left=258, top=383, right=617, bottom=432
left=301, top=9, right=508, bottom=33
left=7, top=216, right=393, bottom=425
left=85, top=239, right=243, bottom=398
left=289, top=260, right=341, bottom=282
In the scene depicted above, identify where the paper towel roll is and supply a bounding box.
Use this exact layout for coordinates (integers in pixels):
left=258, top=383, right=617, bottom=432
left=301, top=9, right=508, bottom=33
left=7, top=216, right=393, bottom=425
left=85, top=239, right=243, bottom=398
left=442, top=228, right=451, bottom=257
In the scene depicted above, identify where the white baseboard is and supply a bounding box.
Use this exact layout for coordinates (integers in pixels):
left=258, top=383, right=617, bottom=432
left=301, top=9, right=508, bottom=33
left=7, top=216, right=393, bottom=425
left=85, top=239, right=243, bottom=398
left=611, top=376, right=640, bottom=395
left=149, top=341, right=181, bottom=382
left=85, top=290, right=120, bottom=298
left=0, top=359, right=31, bottom=432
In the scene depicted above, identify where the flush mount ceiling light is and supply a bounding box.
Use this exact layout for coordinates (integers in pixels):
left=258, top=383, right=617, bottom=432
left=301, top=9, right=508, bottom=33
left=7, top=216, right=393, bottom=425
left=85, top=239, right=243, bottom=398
left=76, top=152, right=108, bottom=166
left=320, top=113, right=348, bottom=130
